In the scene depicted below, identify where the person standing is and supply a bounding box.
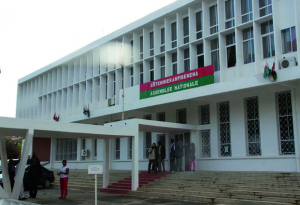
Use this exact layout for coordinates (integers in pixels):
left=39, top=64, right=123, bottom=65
left=148, top=143, right=157, bottom=174
left=29, top=158, right=42, bottom=198
left=175, top=140, right=185, bottom=172
left=170, top=139, right=176, bottom=172
left=57, top=160, right=69, bottom=199
left=189, top=143, right=196, bottom=171
left=15, top=158, right=27, bottom=200
left=157, top=141, right=166, bottom=172
left=8, top=159, right=15, bottom=191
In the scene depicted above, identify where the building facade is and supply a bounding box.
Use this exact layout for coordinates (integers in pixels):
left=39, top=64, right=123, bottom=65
left=16, top=0, right=300, bottom=172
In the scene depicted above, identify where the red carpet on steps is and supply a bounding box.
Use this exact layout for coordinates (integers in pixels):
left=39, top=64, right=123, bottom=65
left=100, top=171, right=172, bottom=194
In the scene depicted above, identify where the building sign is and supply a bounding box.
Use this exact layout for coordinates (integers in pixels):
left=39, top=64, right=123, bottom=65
left=88, top=164, right=103, bottom=175
left=140, top=65, right=214, bottom=100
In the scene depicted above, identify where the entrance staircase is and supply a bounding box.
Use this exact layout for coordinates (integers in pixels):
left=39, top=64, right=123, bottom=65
left=52, top=170, right=132, bottom=192
left=100, top=171, right=171, bottom=194
left=129, top=171, right=300, bottom=204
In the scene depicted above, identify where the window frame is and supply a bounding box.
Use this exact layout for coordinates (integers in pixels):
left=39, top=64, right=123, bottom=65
left=171, top=22, right=177, bottom=48
left=210, top=4, right=219, bottom=34
left=226, top=33, right=236, bottom=68
left=245, top=96, right=261, bottom=156
left=150, top=60, right=154, bottom=82
left=211, top=38, right=220, bottom=71
left=183, top=16, right=189, bottom=44
left=140, top=36, right=143, bottom=60
left=241, top=0, right=253, bottom=23
left=218, top=101, right=231, bottom=157
left=172, top=52, right=177, bottom=75
left=161, top=27, right=165, bottom=52
left=225, top=0, right=235, bottom=29
left=281, top=26, right=297, bottom=54
left=196, top=11, right=203, bottom=39
left=197, top=44, right=204, bottom=68
left=160, top=57, right=165, bottom=79
left=184, top=48, right=190, bottom=72
left=261, top=20, right=275, bottom=59
left=259, top=0, right=272, bottom=17
left=243, top=27, right=255, bottom=64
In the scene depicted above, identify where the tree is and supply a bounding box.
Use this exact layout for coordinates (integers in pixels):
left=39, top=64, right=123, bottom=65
left=5, top=138, right=21, bottom=159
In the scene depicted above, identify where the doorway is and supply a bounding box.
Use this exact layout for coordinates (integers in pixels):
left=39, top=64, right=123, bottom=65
left=175, top=132, right=190, bottom=171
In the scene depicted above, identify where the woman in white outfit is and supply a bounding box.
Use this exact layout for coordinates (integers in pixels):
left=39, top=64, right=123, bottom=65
left=57, top=160, right=69, bottom=199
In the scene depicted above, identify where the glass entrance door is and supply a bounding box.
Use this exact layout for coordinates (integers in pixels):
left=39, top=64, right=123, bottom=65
left=174, top=132, right=190, bottom=171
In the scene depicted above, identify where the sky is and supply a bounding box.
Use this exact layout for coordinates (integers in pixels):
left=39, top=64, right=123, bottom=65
left=0, top=0, right=176, bottom=118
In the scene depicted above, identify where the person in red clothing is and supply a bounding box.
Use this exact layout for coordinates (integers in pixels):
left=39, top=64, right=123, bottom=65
left=57, top=160, right=69, bottom=199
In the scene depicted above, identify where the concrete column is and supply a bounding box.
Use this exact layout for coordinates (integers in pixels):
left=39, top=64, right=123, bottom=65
left=131, top=126, right=139, bottom=191
left=12, top=129, right=34, bottom=200
left=103, top=138, right=110, bottom=188
left=0, top=137, right=10, bottom=198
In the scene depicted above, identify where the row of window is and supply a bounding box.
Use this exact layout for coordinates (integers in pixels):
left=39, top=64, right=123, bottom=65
left=201, top=91, right=294, bottom=157
left=130, top=0, right=273, bottom=62
left=55, top=90, right=294, bottom=161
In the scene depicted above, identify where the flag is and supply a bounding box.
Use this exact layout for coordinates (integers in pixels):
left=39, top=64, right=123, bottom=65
left=118, top=36, right=125, bottom=67
left=263, top=65, right=269, bottom=78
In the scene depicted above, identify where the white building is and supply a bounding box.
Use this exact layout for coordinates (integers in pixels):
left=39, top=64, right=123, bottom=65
left=16, top=0, right=300, bottom=172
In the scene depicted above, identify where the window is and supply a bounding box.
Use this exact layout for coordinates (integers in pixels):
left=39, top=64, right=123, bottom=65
left=259, top=0, right=272, bottom=17
left=176, top=108, right=187, bottom=124
left=225, top=0, right=235, bottom=29
left=245, top=97, right=261, bottom=156
left=157, top=134, right=166, bottom=147
left=241, top=0, right=253, bottom=23
left=243, top=27, right=255, bottom=64
left=150, top=32, right=154, bottom=56
left=131, top=40, right=133, bottom=63
left=140, top=36, right=143, bottom=59
left=140, top=64, right=143, bottom=84
left=115, top=138, right=120, bottom=160
left=201, top=130, right=211, bottom=157
left=105, top=62, right=108, bottom=72
left=150, top=60, right=154, bottom=82
left=144, top=114, right=152, bottom=120
left=210, top=5, right=218, bottom=34
left=93, top=139, right=97, bottom=160
left=276, top=91, right=295, bottom=155
left=144, top=132, right=152, bottom=159
left=81, top=139, right=86, bottom=161
left=261, top=20, right=275, bottom=58
left=105, top=75, right=107, bottom=99
left=219, top=101, right=231, bottom=157
left=171, top=22, right=177, bottom=48
left=157, top=112, right=166, bottom=122
left=282, top=27, right=297, bottom=54
left=98, top=80, right=100, bottom=101
left=130, top=67, right=134, bottom=87
left=161, top=28, right=165, bottom=52
left=183, top=17, right=189, bottom=44
left=161, top=57, right=165, bottom=79
left=196, top=11, right=203, bottom=39
left=184, top=48, right=190, bottom=72
left=197, top=44, right=204, bottom=68
left=211, top=39, right=220, bottom=71
left=113, top=73, right=116, bottom=95
left=56, top=138, right=77, bottom=161
left=128, top=137, right=132, bottom=159
left=226, top=33, right=236, bottom=68
left=172, top=52, right=177, bottom=75
left=199, top=104, right=210, bottom=125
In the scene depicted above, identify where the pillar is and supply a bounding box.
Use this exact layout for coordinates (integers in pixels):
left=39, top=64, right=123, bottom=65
left=103, top=138, right=110, bottom=188
left=0, top=137, right=10, bottom=198
left=131, top=126, right=139, bottom=191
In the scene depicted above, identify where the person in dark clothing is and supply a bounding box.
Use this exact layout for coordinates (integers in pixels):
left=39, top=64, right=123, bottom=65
left=189, top=143, right=196, bottom=171
left=8, top=159, right=15, bottom=191
left=157, top=141, right=166, bottom=172
left=175, top=140, right=185, bottom=171
left=29, top=158, right=42, bottom=198
left=170, top=139, right=176, bottom=172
